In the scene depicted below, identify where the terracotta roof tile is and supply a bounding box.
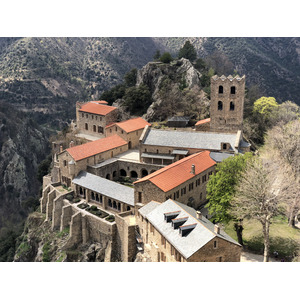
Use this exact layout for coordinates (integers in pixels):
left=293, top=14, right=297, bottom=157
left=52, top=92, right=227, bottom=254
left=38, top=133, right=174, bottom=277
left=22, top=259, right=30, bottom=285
left=106, top=117, right=151, bottom=133
left=195, top=118, right=211, bottom=126
left=66, top=135, right=127, bottom=161
left=79, top=102, right=117, bottom=115
left=134, top=151, right=216, bottom=192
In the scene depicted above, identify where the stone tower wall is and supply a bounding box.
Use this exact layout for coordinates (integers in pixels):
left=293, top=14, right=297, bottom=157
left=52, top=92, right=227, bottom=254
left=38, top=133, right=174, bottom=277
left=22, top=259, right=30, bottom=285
left=210, top=75, right=245, bottom=133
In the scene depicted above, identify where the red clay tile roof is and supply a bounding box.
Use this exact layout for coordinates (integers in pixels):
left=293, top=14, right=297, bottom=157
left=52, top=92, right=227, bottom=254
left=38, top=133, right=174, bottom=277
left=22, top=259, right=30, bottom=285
left=195, top=118, right=211, bottom=126
left=134, top=151, right=216, bottom=192
left=66, top=135, right=127, bottom=161
left=106, top=117, right=151, bottom=133
left=79, top=102, right=116, bottom=115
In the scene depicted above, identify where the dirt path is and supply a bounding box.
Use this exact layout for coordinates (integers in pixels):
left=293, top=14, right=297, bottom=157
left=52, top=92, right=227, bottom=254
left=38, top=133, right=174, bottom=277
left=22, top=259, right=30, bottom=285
left=241, top=251, right=277, bottom=262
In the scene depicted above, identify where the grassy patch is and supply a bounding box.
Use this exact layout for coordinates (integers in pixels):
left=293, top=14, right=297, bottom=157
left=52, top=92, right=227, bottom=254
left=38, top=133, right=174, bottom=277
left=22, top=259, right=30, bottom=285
left=224, top=216, right=300, bottom=261
left=16, top=241, right=31, bottom=257
left=56, top=227, right=70, bottom=238
left=56, top=251, right=66, bottom=262
left=77, top=203, right=89, bottom=210
left=42, top=242, right=51, bottom=262
left=86, top=206, right=109, bottom=218
left=105, top=215, right=115, bottom=223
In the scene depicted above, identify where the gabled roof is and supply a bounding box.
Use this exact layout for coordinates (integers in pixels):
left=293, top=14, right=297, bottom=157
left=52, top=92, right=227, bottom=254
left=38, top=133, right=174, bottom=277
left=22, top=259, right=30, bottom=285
left=141, top=199, right=240, bottom=259
left=79, top=101, right=117, bottom=115
left=106, top=117, right=151, bottom=133
left=65, top=135, right=127, bottom=161
left=195, top=118, right=211, bottom=126
left=134, top=151, right=216, bottom=192
left=142, top=128, right=238, bottom=151
left=72, top=171, right=134, bottom=206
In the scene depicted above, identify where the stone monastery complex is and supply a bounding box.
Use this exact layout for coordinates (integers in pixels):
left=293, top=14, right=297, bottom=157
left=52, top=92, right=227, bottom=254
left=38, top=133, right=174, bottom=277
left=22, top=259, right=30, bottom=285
left=40, top=75, right=250, bottom=262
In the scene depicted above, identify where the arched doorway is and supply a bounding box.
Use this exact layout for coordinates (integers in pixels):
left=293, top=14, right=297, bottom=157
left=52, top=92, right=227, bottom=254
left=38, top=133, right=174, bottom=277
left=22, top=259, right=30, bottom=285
left=141, top=169, right=148, bottom=177
left=113, top=171, right=117, bottom=178
left=128, top=141, right=132, bottom=149
left=130, top=170, right=138, bottom=178
left=106, top=174, right=110, bottom=180
left=120, top=169, right=127, bottom=177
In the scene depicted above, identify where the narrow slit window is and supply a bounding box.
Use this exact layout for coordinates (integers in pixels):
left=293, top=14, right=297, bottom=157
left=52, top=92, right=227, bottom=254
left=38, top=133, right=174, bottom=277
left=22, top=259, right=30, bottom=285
left=231, top=86, right=236, bottom=94
left=230, top=101, right=235, bottom=111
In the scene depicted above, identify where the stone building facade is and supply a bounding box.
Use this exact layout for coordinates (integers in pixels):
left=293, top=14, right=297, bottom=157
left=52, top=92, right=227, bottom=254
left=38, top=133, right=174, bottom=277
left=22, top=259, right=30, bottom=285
left=76, top=101, right=118, bottom=137
left=57, top=135, right=128, bottom=187
left=210, top=75, right=245, bottom=133
left=134, top=151, right=216, bottom=210
left=136, top=200, right=241, bottom=262
left=105, top=117, right=151, bottom=149
left=139, top=126, right=250, bottom=166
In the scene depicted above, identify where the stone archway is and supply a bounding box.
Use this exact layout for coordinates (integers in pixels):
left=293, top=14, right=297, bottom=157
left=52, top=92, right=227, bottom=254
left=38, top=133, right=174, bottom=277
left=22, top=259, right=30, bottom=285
left=130, top=170, right=138, bottom=178
left=141, top=169, right=148, bottom=178
left=120, top=169, right=127, bottom=177
left=106, top=174, right=110, bottom=180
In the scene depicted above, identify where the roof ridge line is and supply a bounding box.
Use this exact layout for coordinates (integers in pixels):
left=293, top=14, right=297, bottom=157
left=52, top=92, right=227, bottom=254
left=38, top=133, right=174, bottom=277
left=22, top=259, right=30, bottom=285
left=135, top=151, right=209, bottom=184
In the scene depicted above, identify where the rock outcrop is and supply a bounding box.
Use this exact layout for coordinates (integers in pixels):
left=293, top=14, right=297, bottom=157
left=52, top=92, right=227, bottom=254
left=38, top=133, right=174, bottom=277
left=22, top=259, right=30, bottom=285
left=135, top=58, right=208, bottom=121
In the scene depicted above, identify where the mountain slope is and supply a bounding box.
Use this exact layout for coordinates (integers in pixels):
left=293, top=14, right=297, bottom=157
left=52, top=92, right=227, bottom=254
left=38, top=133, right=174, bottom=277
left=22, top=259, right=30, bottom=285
left=154, top=37, right=300, bottom=104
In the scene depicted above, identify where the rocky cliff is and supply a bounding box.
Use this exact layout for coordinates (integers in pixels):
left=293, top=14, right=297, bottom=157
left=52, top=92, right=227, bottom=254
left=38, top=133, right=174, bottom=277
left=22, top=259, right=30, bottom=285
left=14, top=212, right=113, bottom=262
left=136, top=58, right=209, bottom=121
left=0, top=103, right=50, bottom=237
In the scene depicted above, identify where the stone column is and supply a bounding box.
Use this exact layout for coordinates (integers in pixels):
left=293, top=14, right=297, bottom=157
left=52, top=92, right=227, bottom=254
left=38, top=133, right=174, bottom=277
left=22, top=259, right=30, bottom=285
left=103, top=196, right=107, bottom=210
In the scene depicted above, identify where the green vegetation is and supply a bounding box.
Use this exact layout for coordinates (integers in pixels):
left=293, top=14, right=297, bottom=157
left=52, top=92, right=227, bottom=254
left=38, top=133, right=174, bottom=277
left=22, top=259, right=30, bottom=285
left=224, top=217, right=300, bottom=261
left=105, top=215, right=115, bottom=222
left=56, top=227, right=70, bottom=238
left=206, top=153, right=253, bottom=245
left=123, top=84, right=152, bottom=114
left=56, top=251, right=66, bottom=262
left=42, top=241, right=51, bottom=262
left=178, top=41, right=197, bottom=61
left=86, top=206, right=109, bottom=218
left=159, top=52, right=173, bottom=64
left=78, top=203, right=89, bottom=209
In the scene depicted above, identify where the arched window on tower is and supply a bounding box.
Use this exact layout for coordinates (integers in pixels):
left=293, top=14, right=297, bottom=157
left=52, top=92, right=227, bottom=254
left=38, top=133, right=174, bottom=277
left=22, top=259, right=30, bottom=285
left=231, top=86, right=236, bottom=94
left=218, top=101, right=223, bottom=111
left=230, top=101, right=235, bottom=111
left=218, top=85, right=223, bottom=94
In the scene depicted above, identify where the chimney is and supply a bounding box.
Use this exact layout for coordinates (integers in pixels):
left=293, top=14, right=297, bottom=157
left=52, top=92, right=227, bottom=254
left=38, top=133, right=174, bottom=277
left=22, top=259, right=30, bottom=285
left=191, top=164, right=195, bottom=175
left=196, top=211, right=202, bottom=220
left=69, top=140, right=74, bottom=148
left=214, top=224, right=220, bottom=234
left=59, top=145, right=63, bottom=153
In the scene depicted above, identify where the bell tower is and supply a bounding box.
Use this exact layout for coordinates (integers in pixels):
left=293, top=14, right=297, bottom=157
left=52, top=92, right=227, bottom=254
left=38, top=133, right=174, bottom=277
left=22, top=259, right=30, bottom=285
left=210, top=75, right=245, bottom=133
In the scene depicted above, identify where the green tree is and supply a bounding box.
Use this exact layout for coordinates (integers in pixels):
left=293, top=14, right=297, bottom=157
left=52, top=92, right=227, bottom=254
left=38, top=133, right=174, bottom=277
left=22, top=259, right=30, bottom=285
left=124, top=68, right=137, bottom=87
left=153, top=50, right=161, bottom=61
left=160, top=52, right=173, bottom=64
left=206, top=153, right=253, bottom=245
left=253, top=96, right=279, bottom=118
left=178, top=41, right=197, bottom=61
left=194, top=58, right=206, bottom=71
left=123, top=84, right=152, bottom=114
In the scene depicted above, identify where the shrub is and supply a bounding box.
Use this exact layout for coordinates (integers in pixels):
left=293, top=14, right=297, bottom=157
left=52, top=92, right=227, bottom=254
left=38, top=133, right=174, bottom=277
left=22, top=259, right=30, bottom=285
left=65, top=194, right=74, bottom=201
left=105, top=215, right=115, bottom=222
left=160, top=52, right=173, bottom=64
